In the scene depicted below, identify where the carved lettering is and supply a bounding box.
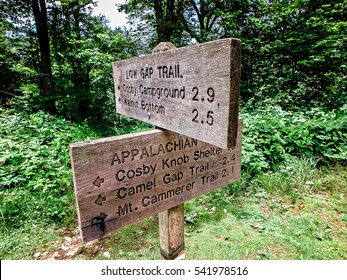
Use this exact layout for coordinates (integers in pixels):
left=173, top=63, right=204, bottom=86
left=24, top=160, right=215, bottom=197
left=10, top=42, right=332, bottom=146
left=115, top=164, right=157, bottom=182
left=157, top=64, right=182, bottom=78
left=116, top=202, right=136, bottom=217
left=110, top=139, right=197, bottom=165
left=125, top=69, right=137, bottom=79
left=162, top=154, right=189, bottom=169
left=163, top=172, right=184, bottom=184
left=70, top=119, right=242, bottom=242
left=142, top=181, right=195, bottom=207
left=139, top=84, right=185, bottom=100
left=140, top=67, right=153, bottom=79
left=115, top=178, right=156, bottom=200
left=201, top=171, right=219, bottom=185
left=113, top=38, right=241, bottom=149
left=193, top=147, right=223, bottom=160
left=189, top=162, right=209, bottom=175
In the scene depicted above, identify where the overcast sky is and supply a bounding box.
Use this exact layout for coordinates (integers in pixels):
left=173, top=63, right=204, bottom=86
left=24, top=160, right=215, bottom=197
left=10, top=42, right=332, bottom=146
left=92, top=0, right=127, bottom=29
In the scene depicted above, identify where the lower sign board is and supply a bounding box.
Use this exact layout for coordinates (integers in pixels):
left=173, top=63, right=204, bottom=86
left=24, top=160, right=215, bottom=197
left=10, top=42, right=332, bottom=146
left=113, top=38, right=241, bottom=149
left=70, top=120, right=242, bottom=242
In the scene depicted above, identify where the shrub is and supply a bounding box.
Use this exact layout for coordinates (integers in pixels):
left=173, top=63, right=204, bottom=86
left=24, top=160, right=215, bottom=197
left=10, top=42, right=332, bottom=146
left=0, top=108, right=100, bottom=229
left=241, top=105, right=347, bottom=174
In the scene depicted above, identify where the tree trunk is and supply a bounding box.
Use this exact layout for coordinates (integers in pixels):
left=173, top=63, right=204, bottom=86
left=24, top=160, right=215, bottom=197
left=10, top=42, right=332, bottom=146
left=32, top=0, right=56, bottom=114
left=154, top=0, right=170, bottom=42
left=154, top=0, right=184, bottom=43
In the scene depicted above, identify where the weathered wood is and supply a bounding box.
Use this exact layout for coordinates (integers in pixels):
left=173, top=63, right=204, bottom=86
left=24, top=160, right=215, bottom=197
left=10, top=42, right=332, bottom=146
left=153, top=42, right=185, bottom=260
left=112, top=38, right=241, bottom=149
left=159, top=204, right=184, bottom=259
left=70, top=119, right=242, bottom=243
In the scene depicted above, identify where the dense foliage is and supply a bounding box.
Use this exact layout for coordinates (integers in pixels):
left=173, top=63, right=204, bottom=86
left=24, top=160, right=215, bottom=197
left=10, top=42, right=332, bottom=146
left=241, top=105, right=347, bottom=174
left=1, top=0, right=346, bottom=118
left=1, top=0, right=140, bottom=123
left=0, top=108, right=99, bottom=228
left=0, top=0, right=346, bottom=255
left=121, top=0, right=347, bottom=109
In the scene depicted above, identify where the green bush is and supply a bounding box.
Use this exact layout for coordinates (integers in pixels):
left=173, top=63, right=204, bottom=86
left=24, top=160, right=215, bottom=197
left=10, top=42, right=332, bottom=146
left=0, top=108, right=100, bottom=229
left=0, top=107, right=153, bottom=230
left=241, top=105, right=347, bottom=175
left=283, top=107, right=347, bottom=161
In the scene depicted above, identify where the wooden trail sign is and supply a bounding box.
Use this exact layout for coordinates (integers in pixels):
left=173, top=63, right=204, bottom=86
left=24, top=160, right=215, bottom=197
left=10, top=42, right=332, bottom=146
left=112, top=38, right=241, bottom=149
left=70, top=119, right=242, bottom=242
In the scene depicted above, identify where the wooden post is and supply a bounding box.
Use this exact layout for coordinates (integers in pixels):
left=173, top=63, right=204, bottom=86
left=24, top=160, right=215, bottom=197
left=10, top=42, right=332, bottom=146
left=152, top=42, right=185, bottom=260
left=159, top=204, right=185, bottom=259
left=71, top=39, right=242, bottom=252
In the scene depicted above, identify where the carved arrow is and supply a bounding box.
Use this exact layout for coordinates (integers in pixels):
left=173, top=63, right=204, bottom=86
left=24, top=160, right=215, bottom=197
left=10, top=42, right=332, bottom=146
left=95, top=194, right=106, bottom=206
left=93, top=176, right=104, bottom=187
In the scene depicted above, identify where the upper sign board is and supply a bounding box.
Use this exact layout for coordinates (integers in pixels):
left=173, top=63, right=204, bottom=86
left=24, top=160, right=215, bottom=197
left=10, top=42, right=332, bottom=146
left=70, top=119, right=242, bottom=242
left=112, top=38, right=241, bottom=149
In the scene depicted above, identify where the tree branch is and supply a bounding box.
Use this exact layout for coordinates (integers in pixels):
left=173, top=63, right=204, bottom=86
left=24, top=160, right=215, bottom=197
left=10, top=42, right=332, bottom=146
left=189, top=0, right=205, bottom=30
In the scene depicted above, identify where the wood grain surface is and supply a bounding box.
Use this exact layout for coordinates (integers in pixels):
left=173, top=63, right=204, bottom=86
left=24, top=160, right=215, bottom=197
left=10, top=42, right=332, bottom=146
left=112, top=38, right=241, bottom=149
left=70, top=119, right=242, bottom=242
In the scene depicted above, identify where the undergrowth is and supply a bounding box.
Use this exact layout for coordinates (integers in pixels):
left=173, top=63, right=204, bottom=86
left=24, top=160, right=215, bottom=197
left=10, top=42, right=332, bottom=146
left=0, top=105, right=346, bottom=259
left=0, top=107, right=150, bottom=230
left=241, top=105, right=347, bottom=174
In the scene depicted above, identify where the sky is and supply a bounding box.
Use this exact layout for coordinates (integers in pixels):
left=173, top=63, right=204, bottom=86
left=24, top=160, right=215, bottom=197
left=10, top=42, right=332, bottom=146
left=92, top=0, right=127, bottom=29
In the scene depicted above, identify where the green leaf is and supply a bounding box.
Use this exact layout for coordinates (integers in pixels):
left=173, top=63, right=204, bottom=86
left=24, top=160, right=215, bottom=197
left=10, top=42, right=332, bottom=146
left=324, top=225, right=333, bottom=234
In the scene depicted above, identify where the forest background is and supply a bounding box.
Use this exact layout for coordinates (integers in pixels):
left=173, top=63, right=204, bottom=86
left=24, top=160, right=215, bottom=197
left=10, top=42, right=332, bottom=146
left=0, top=0, right=346, bottom=260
